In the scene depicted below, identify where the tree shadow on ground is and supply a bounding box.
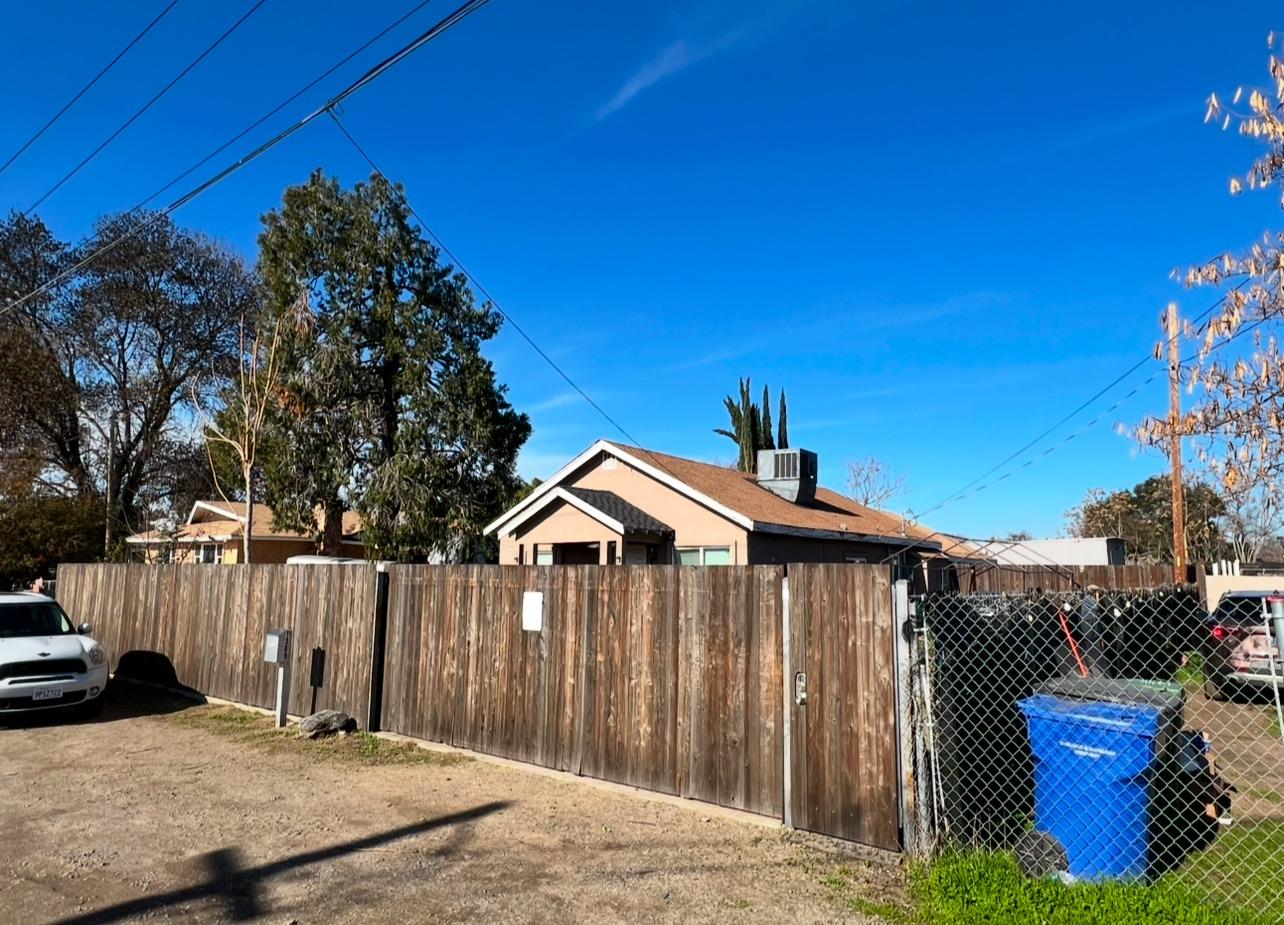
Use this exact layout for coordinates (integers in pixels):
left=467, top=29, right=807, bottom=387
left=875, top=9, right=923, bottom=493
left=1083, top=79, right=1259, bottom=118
left=49, top=802, right=510, bottom=925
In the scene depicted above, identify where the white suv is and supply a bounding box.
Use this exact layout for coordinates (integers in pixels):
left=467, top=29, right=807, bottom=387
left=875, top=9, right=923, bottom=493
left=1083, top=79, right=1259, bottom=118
left=0, top=592, right=109, bottom=716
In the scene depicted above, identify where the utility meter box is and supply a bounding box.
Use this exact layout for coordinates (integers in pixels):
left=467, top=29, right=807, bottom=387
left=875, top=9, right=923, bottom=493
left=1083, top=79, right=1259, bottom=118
left=264, top=628, right=292, bottom=665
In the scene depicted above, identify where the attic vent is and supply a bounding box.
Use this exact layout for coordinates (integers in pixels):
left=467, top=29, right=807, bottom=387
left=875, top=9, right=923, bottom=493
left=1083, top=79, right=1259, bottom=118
left=756, top=449, right=818, bottom=505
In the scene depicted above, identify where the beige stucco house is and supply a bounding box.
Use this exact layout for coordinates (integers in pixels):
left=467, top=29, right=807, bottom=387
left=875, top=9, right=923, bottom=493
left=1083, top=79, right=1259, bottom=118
left=126, top=500, right=364, bottom=564
left=487, top=440, right=957, bottom=568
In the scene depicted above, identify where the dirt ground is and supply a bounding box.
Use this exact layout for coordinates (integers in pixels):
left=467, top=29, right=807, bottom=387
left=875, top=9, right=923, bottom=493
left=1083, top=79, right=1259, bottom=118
left=1186, top=688, right=1284, bottom=822
left=0, top=684, right=902, bottom=925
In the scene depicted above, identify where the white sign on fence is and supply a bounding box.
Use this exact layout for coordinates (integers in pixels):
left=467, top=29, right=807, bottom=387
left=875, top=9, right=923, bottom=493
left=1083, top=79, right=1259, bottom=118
left=521, top=591, right=544, bottom=632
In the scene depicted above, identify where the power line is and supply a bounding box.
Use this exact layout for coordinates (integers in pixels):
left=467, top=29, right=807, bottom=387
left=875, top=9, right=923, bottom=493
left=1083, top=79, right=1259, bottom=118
left=920, top=282, right=1247, bottom=522
left=126, top=0, right=440, bottom=216
left=0, top=0, right=492, bottom=324
left=878, top=298, right=1271, bottom=566
left=0, top=1, right=181, bottom=176
left=325, top=107, right=674, bottom=472
left=25, top=0, right=270, bottom=215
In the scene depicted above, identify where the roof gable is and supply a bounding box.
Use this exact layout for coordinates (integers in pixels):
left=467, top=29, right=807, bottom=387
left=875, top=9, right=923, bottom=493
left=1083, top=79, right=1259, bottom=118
left=487, top=440, right=945, bottom=550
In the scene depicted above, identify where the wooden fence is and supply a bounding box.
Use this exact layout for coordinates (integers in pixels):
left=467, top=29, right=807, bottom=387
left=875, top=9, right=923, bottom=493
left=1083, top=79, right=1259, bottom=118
left=56, top=563, right=379, bottom=720
left=947, top=563, right=1177, bottom=593
left=381, top=565, right=785, bottom=817
left=56, top=561, right=901, bottom=844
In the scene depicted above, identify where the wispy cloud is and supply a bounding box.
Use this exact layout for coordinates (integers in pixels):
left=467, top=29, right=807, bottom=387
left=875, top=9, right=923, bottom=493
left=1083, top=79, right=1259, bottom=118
left=665, top=341, right=766, bottom=372
left=527, top=391, right=584, bottom=413
left=595, top=4, right=804, bottom=122
left=1046, top=102, right=1199, bottom=154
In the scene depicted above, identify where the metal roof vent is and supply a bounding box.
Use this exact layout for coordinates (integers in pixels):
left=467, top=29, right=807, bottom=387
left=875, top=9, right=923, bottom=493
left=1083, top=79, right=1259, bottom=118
left=756, top=449, right=818, bottom=504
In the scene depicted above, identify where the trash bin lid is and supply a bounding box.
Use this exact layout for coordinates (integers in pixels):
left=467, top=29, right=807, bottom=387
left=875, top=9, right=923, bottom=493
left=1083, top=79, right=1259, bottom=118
left=1019, top=693, right=1162, bottom=738
left=1036, top=675, right=1184, bottom=715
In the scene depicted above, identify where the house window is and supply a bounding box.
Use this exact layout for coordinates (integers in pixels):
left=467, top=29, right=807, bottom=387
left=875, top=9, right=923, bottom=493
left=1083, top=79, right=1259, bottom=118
left=535, top=546, right=554, bottom=566
left=197, top=543, right=223, bottom=564
left=676, top=546, right=732, bottom=566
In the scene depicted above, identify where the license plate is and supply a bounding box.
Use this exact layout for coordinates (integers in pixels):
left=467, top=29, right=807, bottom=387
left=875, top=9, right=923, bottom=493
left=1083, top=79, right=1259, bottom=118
left=31, top=687, right=64, bottom=702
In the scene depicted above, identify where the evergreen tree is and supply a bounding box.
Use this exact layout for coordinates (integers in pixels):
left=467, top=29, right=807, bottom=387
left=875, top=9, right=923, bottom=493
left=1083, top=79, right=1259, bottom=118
left=714, top=378, right=790, bottom=473
left=258, top=170, right=530, bottom=560
left=777, top=389, right=789, bottom=449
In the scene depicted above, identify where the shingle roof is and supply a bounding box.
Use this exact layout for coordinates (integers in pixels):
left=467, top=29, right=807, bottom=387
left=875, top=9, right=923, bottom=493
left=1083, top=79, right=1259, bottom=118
left=564, top=487, right=673, bottom=535
left=127, top=501, right=363, bottom=544
left=608, top=444, right=972, bottom=552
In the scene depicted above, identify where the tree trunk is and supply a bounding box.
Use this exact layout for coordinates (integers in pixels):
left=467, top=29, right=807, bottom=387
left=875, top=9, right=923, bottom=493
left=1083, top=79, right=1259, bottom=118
left=243, top=464, right=253, bottom=565
left=319, top=498, right=344, bottom=556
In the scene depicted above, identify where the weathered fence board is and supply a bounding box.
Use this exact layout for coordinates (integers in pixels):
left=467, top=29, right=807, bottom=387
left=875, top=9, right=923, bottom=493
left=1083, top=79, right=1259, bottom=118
left=56, top=560, right=902, bottom=843
left=948, top=563, right=1176, bottom=593
left=788, top=563, right=900, bottom=851
left=56, top=562, right=378, bottom=719
left=381, top=565, right=786, bottom=818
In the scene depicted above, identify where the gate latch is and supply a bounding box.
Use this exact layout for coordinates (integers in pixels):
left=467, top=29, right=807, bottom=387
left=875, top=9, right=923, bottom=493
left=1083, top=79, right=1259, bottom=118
left=794, top=671, right=808, bottom=706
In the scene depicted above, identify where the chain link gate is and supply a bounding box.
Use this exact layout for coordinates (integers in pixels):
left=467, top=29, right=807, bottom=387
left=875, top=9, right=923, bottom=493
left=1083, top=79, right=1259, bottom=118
left=903, top=587, right=1284, bottom=918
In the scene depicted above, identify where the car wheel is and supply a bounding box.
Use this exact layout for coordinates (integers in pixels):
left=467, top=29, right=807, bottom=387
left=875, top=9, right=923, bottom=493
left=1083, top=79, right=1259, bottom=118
left=1204, top=675, right=1227, bottom=702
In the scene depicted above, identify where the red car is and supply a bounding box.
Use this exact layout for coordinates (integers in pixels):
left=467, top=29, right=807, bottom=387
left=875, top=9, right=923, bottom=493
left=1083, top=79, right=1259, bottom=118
left=1203, top=590, right=1284, bottom=701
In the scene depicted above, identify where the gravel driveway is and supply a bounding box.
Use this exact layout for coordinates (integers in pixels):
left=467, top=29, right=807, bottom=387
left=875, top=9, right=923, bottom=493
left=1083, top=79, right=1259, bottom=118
left=0, top=684, right=897, bottom=924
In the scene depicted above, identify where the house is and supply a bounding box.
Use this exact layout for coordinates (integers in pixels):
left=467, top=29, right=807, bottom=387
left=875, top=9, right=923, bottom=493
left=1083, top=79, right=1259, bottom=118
left=966, top=536, right=1126, bottom=567
left=126, top=500, right=364, bottom=564
left=486, top=440, right=967, bottom=570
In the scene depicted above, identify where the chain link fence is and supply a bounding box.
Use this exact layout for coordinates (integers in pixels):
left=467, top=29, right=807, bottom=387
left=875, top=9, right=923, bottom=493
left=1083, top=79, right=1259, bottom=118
left=910, top=587, right=1284, bottom=919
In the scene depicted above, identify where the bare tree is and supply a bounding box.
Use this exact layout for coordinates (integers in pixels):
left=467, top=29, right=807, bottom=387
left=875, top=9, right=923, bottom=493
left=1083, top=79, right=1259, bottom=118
left=190, top=309, right=293, bottom=564
left=1137, top=40, right=1284, bottom=551
left=844, top=456, right=907, bottom=509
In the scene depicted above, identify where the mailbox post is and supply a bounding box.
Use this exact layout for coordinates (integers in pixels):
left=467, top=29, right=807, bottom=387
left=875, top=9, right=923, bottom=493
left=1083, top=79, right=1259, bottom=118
left=264, top=628, right=292, bottom=728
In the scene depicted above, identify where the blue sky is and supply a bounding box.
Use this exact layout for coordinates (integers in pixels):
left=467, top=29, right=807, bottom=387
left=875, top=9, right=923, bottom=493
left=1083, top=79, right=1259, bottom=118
left=1, top=0, right=1279, bottom=539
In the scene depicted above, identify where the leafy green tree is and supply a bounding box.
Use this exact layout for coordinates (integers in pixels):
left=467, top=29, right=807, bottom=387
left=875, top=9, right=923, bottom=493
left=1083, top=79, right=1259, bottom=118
left=1066, top=475, right=1228, bottom=563
left=0, top=488, right=104, bottom=589
left=258, top=170, right=530, bottom=561
left=714, top=378, right=789, bottom=472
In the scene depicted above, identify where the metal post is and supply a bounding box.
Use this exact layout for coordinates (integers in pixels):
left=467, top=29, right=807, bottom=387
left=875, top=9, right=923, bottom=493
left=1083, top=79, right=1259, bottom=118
left=1267, top=599, right=1284, bottom=745
left=276, top=653, right=292, bottom=729
left=367, top=563, right=391, bottom=732
left=893, top=579, right=918, bottom=855
left=781, top=574, right=793, bottom=829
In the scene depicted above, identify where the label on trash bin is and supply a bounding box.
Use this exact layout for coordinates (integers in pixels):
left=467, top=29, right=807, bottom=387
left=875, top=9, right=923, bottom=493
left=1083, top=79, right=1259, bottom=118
left=1059, top=740, right=1118, bottom=759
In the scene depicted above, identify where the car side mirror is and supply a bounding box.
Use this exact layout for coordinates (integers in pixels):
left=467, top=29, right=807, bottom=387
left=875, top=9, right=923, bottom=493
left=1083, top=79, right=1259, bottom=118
left=78, top=622, right=92, bottom=636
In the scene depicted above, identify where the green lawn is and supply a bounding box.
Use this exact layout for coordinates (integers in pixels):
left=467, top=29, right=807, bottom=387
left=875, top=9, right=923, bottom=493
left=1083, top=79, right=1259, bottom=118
left=907, top=850, right=1265, bottom=925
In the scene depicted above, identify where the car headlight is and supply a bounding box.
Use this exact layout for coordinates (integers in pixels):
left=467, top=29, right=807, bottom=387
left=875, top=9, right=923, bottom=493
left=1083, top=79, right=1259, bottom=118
left=88, top=645, right=105, bottom=667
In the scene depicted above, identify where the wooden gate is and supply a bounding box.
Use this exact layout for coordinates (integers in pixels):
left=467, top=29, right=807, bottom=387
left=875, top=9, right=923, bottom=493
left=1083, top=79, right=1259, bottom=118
left=787, top=563, right=900, bottom=851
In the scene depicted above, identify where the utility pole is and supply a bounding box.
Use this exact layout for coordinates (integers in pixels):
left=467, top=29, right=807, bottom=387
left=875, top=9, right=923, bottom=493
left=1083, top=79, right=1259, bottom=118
left=1167, top=304, right=1188, bottom=583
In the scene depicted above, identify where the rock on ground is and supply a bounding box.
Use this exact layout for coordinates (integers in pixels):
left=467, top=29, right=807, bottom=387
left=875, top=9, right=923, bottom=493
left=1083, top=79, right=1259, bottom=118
left=298, top=709, right=358, bottom=739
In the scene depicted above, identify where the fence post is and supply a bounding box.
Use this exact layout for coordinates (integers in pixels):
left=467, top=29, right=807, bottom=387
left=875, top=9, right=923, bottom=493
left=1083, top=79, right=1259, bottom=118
left=367, top=563, right=391, bottom=732
left=893, top=578, right=919, bottom=856
left=781, top=572, right=793, bottom=829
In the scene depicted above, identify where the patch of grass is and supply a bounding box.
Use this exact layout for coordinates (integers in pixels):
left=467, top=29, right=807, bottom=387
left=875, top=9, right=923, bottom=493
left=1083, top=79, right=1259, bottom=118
left=820, top=863, right=918, bottom=924
left=909, top=850, right=1263, bottom=925
left=167, top=705, right=469, bottom=768
left=1177, top=653, right=1207, bottom=693
left=1245, top=787, right=1283, bottom=805
left=1175, top=823, right=1284, bottom=923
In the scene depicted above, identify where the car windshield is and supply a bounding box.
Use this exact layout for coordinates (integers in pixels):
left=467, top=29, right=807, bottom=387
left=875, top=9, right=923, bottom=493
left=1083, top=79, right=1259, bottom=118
left=0, top=602, right=74, bottom=638
left=1215, top=596, right=1275, bottom=627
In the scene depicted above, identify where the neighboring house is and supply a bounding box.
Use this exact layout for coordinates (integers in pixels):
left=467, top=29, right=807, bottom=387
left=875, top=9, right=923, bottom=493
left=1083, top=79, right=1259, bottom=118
left=486, top=440, right=969, bottom=570
left=126, top=500, right=364, bottom=564
left=967, top=536, right=1126, bottom=567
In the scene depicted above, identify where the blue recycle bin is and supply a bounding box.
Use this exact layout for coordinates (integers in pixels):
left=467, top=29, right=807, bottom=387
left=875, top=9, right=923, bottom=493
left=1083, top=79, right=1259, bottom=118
left=1018, top=693, right=1163, bottom=880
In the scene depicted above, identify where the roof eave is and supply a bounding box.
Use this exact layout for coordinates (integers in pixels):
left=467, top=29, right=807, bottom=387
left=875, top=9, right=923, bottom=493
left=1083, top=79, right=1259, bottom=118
left=750, top=521, right=944, bottom=550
